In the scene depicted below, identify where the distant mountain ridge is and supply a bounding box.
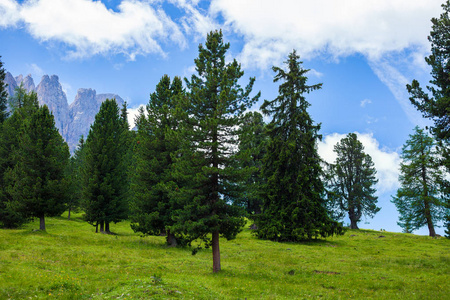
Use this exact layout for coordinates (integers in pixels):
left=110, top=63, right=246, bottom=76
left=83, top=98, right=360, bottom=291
left=3, top=72, right=124, bottom=152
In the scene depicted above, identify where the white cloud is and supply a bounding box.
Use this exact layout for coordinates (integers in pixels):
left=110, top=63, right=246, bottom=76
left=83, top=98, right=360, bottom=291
left=27, top=63, right=45, bottom=78
left=0, top=0, right=20, bottom=27
left=360, top=99, right=372, bottom=107
left=127, top=104, right=146, bottom=129
left=5, top=0, right=186, bottom=59
left=318, top=132, right=401, bottom=194
left=210, top=0, right=443, bottom=69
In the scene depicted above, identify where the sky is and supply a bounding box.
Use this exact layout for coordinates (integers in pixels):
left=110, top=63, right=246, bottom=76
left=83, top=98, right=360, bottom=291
left=0, top=0, right=446, bottom=235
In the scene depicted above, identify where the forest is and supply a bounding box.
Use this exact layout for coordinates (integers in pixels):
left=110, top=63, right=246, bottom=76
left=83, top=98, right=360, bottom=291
left=0, top=3, right=449, bottom=280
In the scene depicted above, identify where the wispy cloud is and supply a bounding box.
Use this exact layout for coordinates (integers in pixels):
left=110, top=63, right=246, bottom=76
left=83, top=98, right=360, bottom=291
left=360, top=99, right=372, bottom=107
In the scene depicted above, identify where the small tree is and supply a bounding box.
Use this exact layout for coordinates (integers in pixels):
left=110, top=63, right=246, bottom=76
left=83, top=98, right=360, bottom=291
left=81, top=99, right=128, bottom=233
left=65, top=136, right=86, bottom=220
left=326, top=133, right=380, bottom=229
left=130, top=75, right=185, bottom=246
left=6, top=100, right=69, bottom=231
left=392, top=127, right=445, bottom=236
left=256, top=50, right=343, bottom=241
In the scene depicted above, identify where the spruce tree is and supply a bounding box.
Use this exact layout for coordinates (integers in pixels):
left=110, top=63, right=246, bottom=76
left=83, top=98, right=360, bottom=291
left=0, top=89, right=39, bottom=228
left=407, top=1, right=450, bottom=237
left=6, top=101, right=69, bottom=231
left=237, top=111, right=267, bottom=215
left=392, top=126, right=446, bottom=237
left=174, top=30, right=260, bottom=272
left=65, top=136, right=86, bottom=220
left=130, top=75, right=184, bottom=246
left=326, top=133, right=379, bottom=229
left=81, top=99, right=128, bottom=233
left=256, top=50, right=343, bottom=241
left=0, top=56, right=8, bottom=123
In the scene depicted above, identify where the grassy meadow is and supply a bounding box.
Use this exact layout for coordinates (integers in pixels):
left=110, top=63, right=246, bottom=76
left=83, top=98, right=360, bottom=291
left=0, top=212, right=449, bottom=299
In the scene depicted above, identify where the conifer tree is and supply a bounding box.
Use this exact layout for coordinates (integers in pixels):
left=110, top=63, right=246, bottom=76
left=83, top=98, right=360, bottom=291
left=392, top=127, right=446, bottom=237
left=0, top=89, right=39, bottom=228
left=407, top=1, right=450, bottom=237
left=237, top=111, right=267, bottom=215
left=255, top=50, right=343, bottom=241
left=81, top=99, right=128, bottom=233
left=130, top=75, right=184, bottom=246
left=174, top=30, right=260, bottom=272
left=326, top=133, right=379, bottom=229
left=65, top=136, right=86, bottom=220
left=6, top=101, right=69, bottom=231
left=0, top=56, right=8, bottom=123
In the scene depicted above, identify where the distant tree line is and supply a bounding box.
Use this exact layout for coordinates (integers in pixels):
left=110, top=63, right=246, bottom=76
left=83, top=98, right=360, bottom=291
left=1, top=10, right=449, bottom=273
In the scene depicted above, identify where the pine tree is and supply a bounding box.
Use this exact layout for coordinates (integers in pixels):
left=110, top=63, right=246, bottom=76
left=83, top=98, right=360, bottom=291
left=326, top=133, right=379, bottom=229
left=65, top=136, right=86, bottom=220
left=407, top=1, right=450, bottom=237
left=5, top=102, right=70, bottom=231
left=392, top=127, right=446, bottom=237
left=130, top=75, right=184, bottom=246
left=236, top=111, right=267, bottom=215
left=0, top=56, right=8, bottom=123
left=174, top=30, right=260, bottom=272
left=0, top=89, right=39, bottom=228
left=81, top=99, right=128, bottom=233
left=256, top=50, right=343, bottom=241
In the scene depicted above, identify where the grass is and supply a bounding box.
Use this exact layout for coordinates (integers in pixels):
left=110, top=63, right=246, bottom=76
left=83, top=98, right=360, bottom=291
left=0, top=212, right=449, bottom=299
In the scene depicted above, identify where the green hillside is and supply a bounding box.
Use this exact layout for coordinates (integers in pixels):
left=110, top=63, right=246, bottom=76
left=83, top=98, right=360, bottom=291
left=0, top=213, right=448, bottom=299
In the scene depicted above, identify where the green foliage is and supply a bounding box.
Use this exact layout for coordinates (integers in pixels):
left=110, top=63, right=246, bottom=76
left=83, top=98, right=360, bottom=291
left=81, top=99, right=129, bottom=232
left=173, top=30, right=260, bottom=272
left=392, top=127, right=446, bottom=237
left=256, top=50, right=343, bottom=241
left=407, top=1, right=450, bottom=236
left=5, top=100, right=70, bottom=230
left=326, top=133, right=379, bottom=229
left=130, top=75, right=185, bottom=245
left=1, top=213, right=449, bottom=299
left=0, top=56, right=8, bottom=123
left=236, top=111, right=267, bottom=215
left=65, top=136, right=86, bottom=220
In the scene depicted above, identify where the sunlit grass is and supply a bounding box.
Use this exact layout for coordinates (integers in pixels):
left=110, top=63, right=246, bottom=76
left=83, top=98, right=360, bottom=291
left=0, top=212, right=449, bottom=299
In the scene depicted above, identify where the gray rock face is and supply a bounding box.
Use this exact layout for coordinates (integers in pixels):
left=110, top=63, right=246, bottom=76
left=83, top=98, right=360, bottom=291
left=3, top=73, right=125, bottom=153
left=4, top=72, right=17, bottom=97
left=36, top=75, right=69, bottom=136
left=15, top=74, right=36, bottom=92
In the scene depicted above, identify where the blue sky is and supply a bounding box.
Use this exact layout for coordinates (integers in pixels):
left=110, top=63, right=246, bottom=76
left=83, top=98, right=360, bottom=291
left=0, top=0, right=446, bottom=235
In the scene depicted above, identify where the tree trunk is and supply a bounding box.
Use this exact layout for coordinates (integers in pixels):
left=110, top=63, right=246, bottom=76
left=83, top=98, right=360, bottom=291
left=99, top=221, right=104, bottom=233
left=105, top=222, right=110, bottom=234
left=349, top=218, right=359, bottom=230
left=95, top=223, right=99, bottom=233
left=68, top=207, right=71, bottom=220
left=39, top=215, right=46, bottom=231
left=424, top=201, right=436, bottom=237
left=167, top=231, right=177, bottom=247
left=212, top=230, right=221, bottom=273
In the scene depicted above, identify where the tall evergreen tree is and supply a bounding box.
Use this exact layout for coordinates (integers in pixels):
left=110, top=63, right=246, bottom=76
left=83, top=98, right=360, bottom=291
left=255, top=50, right=343, bottom=241
left=174, top=30, right=260, bottom=272
left=407, top=1, right=450, bottom=236
left=392, top=127, right=446, bottom=237
left=326, top=133, right=379, bottom=229
left=130, top=75, right=184, bottom=246
left=0, top=56, right=8, bottom=123
left=6, top=102, right=69, bottom=231
left=0, top=89, right=39, bottom=228
left=237, top=111, right=267, bottom=215
left=81, top=99, right=128, bottom=233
